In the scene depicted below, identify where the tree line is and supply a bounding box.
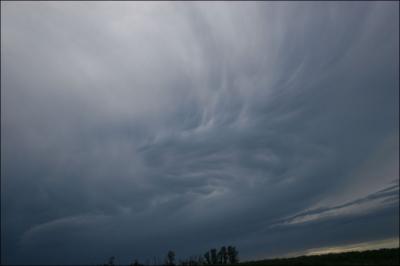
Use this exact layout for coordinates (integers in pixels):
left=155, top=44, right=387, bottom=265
left=104, top=245, right=239, bottom=266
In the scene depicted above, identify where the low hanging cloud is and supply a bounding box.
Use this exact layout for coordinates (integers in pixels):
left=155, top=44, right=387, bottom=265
left=1, top=1, right=399, bottom=265
left=273, top=182, right=399, bottom=227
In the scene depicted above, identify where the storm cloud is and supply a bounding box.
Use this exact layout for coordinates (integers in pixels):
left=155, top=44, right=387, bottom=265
left=1, top=1, right=399, bottom=265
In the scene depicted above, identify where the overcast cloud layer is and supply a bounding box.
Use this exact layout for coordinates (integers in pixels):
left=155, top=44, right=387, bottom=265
left=1, top=2, right=399, bottom=265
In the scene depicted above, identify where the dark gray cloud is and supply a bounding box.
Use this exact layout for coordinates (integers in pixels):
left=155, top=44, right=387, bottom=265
left=1, top=1, right=399, bottom=265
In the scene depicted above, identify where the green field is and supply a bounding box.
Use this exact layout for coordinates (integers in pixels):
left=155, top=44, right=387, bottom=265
left=239, top=248, right=399, bottom=265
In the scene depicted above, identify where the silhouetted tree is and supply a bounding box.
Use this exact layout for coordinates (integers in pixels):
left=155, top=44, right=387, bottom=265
left=204, top=251, right=211, bottom=265
left=217, top=249, right=222, bottom=264
left=165, top=250, right=176, bottom=266
left=130, top=245, right=239, bottom=266
left=106, top=256, right=115, bottom=266
left=197, top=255, right=204, bottom=265
left=227, top=246, right=239, bottom=264
left=189, top=255, right=199, bottom=266
left=130, top=259, right=142, bottom=266
left=218, top=246, right=228, bottom=264
left=210, top=249, right=218, bottom=264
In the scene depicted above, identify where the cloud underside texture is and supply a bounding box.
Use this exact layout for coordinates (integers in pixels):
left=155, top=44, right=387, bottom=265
left=1, top=2, right=399, bottom=264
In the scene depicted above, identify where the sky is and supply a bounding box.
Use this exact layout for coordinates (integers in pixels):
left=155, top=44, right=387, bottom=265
left=1, top=1, right=399, bottom=265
